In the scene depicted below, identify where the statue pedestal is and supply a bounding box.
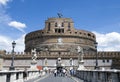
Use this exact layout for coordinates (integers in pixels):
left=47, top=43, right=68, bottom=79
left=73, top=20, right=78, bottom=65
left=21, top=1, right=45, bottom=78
left=77, top=61, right=86, bottom=70
left=30, top=61, right=38, bottom=70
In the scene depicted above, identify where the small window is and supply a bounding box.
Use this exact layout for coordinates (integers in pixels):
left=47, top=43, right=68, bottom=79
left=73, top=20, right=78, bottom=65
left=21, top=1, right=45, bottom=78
left=48, top=23, right=51, bottom=31
left=58, top=29, right=61, bottom=33
left=107, top=59, right=109, bottom=63
left=61, top=29, right=64, bottom=33
left=42, top=32, right=44, bottom=34
left=68, top=22, right=70, bottom=28
left=88, top=33, right=91, bottom=36
left=55, top=29, right=64, bottom=33
left=55, top=29, right=58, bottom=33
left=79, top=32, right=82, bottom=34
left=62, top=22, right=64, bottom=27
left=75, top=32, right=77, bottom=34
left=55, top=23, right=57, bottom=27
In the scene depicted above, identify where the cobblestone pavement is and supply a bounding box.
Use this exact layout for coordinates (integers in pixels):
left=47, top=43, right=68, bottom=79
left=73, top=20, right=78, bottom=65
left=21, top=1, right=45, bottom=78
left=25, top=74, right=84, bottom=82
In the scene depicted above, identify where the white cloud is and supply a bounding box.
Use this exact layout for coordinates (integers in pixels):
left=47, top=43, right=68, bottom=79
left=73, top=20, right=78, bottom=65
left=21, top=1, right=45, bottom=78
left=8, top=21, right=26, bottom=33
left=0, top=0, right=27, bottom=33
left=0, top=0, right=9, bottom=5
left=0, top=34, right=25, bottom=52
left=93, top=31, right=120, bottom=51
left=8, top=21, right=26, bottom=28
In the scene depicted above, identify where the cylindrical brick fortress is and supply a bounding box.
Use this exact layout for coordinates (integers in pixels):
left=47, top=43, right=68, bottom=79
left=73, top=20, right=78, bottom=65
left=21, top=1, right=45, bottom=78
left=25, top=17, right=96, bottom=54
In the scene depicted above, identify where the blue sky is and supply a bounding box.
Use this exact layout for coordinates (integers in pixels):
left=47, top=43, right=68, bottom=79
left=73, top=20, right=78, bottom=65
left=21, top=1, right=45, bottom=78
left=0, top=0, right=120, bottom=52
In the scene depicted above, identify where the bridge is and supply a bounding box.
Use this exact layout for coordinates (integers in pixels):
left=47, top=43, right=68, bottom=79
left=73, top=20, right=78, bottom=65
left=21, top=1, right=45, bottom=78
left=0, top=69, right=120, bottom=82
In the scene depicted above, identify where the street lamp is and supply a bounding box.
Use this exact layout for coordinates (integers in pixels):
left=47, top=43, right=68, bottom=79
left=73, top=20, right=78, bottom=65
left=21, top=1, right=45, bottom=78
left=94, top=42, right=99, bottom=69
left=9, top=41, right=16, bottom=70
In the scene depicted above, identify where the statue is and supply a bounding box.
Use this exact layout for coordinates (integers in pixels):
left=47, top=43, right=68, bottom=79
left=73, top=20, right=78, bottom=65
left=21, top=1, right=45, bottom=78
left=76, top=46, right=85, bottom=70
left=44, top=58, right=48, bottom=66
left=77, top=46, right=84, bottom=62
left=57, top=13, right=63, bottom=18
left=30, top=48, right=38, bottom=70
left=57, top=38, right=63, bottom=44
left=69, top=58, right=73, bottom=66
left=56, top=58, right=62, bottom=67
left=31, top=48, right=37, bottom=62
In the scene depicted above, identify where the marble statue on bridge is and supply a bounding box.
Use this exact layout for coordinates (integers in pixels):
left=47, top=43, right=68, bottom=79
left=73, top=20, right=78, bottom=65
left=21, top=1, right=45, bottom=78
left=77, top=46, right=86, bottom=70
left=30, top=48, right=38, bottom=70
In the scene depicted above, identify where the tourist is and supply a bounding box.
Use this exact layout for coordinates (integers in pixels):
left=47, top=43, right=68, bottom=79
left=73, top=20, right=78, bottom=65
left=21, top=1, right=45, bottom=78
left=54, top=69, right=57, bottom=77
left=23, top=68, right=28, bottom=81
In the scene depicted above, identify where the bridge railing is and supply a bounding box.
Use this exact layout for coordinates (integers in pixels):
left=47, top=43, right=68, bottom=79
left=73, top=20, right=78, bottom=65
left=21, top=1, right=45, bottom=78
left=75, top=69, right=120, bottom=82
left=0, top=70, right=42, bottom=82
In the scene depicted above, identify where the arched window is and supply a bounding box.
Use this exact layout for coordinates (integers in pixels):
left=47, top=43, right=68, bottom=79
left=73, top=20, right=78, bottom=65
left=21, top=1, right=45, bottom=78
left=55, top=22, right=57, bottom=27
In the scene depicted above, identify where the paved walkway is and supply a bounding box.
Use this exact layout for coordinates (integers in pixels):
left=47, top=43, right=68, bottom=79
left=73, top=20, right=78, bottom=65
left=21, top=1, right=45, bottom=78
left=25, top=74, right=84, bottom=82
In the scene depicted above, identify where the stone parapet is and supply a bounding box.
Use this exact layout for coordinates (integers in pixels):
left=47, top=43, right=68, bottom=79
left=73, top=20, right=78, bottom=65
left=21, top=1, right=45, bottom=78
left=2, top=51, right=120, bottom=59
left=75, top=69, right=120, bottom=82
left=0, top=70, right=42, bottom=82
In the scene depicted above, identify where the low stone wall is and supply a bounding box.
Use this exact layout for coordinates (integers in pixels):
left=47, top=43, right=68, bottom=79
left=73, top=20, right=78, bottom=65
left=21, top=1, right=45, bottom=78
left=75, top=69, right=120, bottom=82
left=0, top=70, right=42, bottom=82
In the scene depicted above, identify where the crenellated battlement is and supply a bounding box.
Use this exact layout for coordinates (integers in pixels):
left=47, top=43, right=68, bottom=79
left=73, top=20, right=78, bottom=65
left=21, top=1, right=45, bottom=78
left=1, top=51, right=120, bottom=59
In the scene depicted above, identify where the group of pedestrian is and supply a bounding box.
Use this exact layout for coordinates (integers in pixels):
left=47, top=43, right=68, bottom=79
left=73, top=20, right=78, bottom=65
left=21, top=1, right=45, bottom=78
left=54, top=68, right=67, bottom=77
left=70, top=69, right=76, bottom=76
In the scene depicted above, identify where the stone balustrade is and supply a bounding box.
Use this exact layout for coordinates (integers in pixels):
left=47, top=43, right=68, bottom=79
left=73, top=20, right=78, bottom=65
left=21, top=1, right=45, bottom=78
left=0, top=70, right=42, bottom=82
left=75, top=69, right=120, bottom=82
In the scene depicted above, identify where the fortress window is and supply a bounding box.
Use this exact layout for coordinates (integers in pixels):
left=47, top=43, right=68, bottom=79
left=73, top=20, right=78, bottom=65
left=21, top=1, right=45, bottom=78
left=61, top=29, right=64, bottom=33
left=88, top=33, right=91, bottom=36
left=55, top=28, right=64, bottom=33
left=42, top=32, right=44, bottom=34
left=68, top=22, right=71, bottom=28
left=48, top=23, right=51, bottom=31
left=75, top=32, right=77, bottom=34
left=55, top=29, right=57, bottom=33
left=58, top=29, right=61, bottom=33
left=55, top=23, right=58, bottom=27
left=62, top=22, right=64, bottom=27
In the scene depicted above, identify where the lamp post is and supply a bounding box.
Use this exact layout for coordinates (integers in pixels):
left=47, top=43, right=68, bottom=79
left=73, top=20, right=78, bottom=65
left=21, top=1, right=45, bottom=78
left=94, top=42, right=99, bottom=69
left=9, top=41, right=16, bottom=70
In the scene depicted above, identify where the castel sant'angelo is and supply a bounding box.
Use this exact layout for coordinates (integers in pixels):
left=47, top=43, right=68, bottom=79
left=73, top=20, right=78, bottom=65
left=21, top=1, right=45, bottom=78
left=0, top=15, right=120, bottom=70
